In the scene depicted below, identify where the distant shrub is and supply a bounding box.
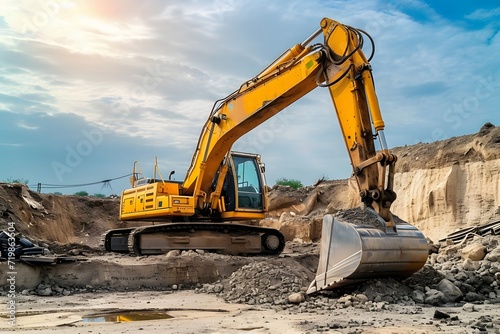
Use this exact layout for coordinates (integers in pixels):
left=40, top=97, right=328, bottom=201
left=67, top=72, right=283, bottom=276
left=93, top=193, right=106, bottom=198
left=275, top=178, right=303, bottom=189
left=5, top=178, right=29, bottom=185
left=74, top=191, right=89, bottom=196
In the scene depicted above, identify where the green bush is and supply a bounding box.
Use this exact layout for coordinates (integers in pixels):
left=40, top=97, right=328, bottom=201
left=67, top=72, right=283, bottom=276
left=93, top=193, right=106, bottom=198
left=74, top=191, right=89, bottom=196
left=275, top=178, right=303, bottom=189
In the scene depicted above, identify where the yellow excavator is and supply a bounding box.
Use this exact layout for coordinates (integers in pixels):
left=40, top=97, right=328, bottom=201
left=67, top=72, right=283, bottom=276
left=103, top=17, right=428, bottom=292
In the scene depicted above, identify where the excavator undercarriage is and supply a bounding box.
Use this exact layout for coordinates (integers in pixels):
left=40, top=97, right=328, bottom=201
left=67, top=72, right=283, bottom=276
left=103, top=222, right=285, bottom=256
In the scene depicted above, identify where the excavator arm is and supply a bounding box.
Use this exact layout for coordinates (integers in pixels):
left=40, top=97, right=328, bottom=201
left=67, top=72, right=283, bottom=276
left=183, top=18, right=396, bottom=224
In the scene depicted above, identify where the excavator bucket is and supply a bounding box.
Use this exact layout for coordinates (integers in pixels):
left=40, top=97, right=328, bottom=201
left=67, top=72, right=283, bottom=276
left=307, top=209, right=428, bottom=294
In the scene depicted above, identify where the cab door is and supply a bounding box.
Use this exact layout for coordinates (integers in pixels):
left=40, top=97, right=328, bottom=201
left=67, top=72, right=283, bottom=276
left=232, top=154, right=264, bottom=211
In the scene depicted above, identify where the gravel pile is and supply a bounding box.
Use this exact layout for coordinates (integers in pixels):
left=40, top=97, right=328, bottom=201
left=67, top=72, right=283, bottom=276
left=196, top=261, right=310, bottom=306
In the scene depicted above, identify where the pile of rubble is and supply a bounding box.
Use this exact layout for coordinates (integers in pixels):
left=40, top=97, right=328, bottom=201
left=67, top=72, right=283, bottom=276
left=196, top=261, right=310, bottom=305
left=14, top=280, right=119, bottom=297
left=424, top=235, right=500, bottom=304
left=199, top=234, right=500, bottom=310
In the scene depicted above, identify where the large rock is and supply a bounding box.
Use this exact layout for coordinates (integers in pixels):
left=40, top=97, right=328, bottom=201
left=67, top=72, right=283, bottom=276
left=463, top=258, right=481, bottom=271
left=288, top=292, right=306, bottom=304
left=464, top=292, right=484, bottom=302
left=425, top=289, right=446, bottom=305
left=411, top=290, right=425, bottom=304
left=485, top=248, right=500, bottom=262
left=437, top=278, right=463, bottom=302
left=462, top=243, right=487, bottom=261
left=37, top=287, right=53, bottom=296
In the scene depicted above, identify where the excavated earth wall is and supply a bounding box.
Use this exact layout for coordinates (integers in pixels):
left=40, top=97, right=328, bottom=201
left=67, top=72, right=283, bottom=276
left=2, top=252, right=252, bottom=291
left=392, top=123, right=500, bottom=241
left=392, top=160, right=500, bottom=242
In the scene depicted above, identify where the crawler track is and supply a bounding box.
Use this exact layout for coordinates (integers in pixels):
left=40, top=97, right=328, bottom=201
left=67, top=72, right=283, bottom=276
left=103, top=223, right=285, bottom=256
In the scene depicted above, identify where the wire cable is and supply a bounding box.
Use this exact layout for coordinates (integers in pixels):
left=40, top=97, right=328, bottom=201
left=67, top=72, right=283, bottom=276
left=29, top=173, right=132, bottom=190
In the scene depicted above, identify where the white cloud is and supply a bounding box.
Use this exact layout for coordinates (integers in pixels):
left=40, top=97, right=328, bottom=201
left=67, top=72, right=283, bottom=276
left=0, top=143, right=23, bottom=147
left=17, top=121, right=38, bottom=130
left=466, top=7, right=500, bottom=20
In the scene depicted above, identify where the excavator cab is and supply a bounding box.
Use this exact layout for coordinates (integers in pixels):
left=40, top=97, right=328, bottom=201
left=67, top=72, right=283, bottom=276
left=222, top=152, right=265, bottom=212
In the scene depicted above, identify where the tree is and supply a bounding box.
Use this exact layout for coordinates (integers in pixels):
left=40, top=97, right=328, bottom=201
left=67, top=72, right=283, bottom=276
left=275, top=178, right=303, bottom=189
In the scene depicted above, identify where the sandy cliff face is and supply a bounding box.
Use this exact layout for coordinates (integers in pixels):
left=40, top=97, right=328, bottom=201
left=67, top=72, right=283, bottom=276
left=392, top=159, right=500, bottom=241
left=391, top=123, right=500, bottom=241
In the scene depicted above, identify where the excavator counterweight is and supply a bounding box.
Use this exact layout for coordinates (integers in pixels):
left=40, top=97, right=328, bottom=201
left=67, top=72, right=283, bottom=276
left=103, top=17, right=428, bottom=290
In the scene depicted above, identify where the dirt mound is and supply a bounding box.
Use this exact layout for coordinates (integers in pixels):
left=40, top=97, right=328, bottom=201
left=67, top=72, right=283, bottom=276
left=267, top=179, right=357, bottom=217
left=0, top=183, right=122, bottom=249
left=393, top=122, right=500, bottom=173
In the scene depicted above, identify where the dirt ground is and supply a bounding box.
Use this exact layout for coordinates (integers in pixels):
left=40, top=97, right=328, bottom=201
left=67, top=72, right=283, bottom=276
left=2, top=290, right=500, bottom=333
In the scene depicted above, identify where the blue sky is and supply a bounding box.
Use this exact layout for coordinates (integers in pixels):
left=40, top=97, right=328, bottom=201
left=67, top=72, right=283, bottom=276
left=1, top=0, right=499, bottom=195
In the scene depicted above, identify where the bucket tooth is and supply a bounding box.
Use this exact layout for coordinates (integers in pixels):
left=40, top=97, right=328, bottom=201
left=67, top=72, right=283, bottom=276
left=307, top=212, right=428, bottom=294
